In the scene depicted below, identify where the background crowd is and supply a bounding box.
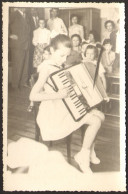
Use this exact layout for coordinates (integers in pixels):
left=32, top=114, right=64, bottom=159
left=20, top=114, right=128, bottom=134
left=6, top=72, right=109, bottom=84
left=9, top=7, right=120, bottom=92
left=7, top=6, right=121, bottom=176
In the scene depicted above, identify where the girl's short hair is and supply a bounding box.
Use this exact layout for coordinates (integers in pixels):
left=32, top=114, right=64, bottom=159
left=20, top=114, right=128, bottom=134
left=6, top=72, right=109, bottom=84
left=89, top=30, right=99, bottom=42
left=71, top=34, right=82, bottom=44
left=85, top=45, right=98, bottom=59
left=103, top=39, right=112, bottom=46
left=104, top=20, right=115, bottom=29
left=50, top=34, right=71, bottom=50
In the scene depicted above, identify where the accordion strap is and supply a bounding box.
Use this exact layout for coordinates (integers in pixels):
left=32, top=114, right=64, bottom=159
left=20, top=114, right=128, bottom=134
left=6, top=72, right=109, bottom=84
left=46, top=64, right=62, bottom=92
left=46, top=80, right=57, bottom=92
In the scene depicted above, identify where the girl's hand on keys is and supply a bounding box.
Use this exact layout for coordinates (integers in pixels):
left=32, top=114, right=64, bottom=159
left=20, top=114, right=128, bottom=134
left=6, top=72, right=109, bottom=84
left=58, top=87, right=71, bottom=99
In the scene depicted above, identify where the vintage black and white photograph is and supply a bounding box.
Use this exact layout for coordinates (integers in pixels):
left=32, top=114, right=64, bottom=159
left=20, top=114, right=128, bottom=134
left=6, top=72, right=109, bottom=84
left=2, top=2, right=126, bottom=191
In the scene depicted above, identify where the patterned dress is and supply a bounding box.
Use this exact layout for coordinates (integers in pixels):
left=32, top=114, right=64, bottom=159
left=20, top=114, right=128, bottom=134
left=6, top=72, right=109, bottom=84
left=32, top=28, right=51, bottom=68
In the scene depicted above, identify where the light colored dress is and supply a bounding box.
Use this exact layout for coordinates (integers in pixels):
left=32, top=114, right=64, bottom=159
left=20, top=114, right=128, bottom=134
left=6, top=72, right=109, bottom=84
left=68, top=24, right=84, bottom=40
left=36, top=59, right=101, bottom=141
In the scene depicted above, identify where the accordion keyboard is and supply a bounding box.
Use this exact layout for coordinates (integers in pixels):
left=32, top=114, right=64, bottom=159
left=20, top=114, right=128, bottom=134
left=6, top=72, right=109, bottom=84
left=53, top=71, right=87, bottom=121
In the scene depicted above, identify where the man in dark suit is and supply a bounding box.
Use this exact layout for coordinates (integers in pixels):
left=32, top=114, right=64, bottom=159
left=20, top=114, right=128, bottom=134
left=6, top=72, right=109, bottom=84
left=9, top=8, right=31, bottom=89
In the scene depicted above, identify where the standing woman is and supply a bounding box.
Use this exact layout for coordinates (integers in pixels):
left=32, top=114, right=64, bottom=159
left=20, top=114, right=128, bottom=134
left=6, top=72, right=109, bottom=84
left=68, top=15, right=84, bottom=41
left=47, top=8, right=68, bottom=39
left=32, top=18, right=51, bottom=70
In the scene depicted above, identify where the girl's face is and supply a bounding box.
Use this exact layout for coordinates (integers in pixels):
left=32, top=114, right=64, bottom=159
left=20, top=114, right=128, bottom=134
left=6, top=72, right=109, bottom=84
left=104, top=43, right=112, bottom=52
left=72, top=36, right=80, bottom=47
left=106, top=22, right=113, bottom=32
left=86, top=49, right=95, bottom=61
left=89, top=34, right=95, bottom=43
left=39, top=20, right=45, bottom=29
left=52, top=44, right=71, bottom=65
left=72, top=16, right=78, bottom=25
left=43, top=50, right=50, bottom=60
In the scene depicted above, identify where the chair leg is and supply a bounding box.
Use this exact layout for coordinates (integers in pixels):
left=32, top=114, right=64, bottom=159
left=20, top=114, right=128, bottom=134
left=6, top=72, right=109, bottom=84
left=34, top=105, right=40, bottom=142
left=35, top=122, right=40, bottom=142
left=49, top=141, right=53, bottom=148
left=66, top=134, right=72, bottom=164
left=81, top=125, right=86, bottom=144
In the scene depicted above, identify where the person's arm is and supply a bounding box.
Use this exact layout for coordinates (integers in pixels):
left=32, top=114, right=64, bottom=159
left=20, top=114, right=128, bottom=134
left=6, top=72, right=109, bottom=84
left=100, top=73, right=107, bottom=91
left=68, top=26, right=71, bottom=37
left=99, top=63, right=107, bottom=91
left=60, top=19, right=68, bottom=35
left=32, top=31, right=38, bottom=46
left=46, top=30, right=51, bottom=45
left=47, top=19, right=50, bottom=30
left=80, top=26, right=84, bottom=40
left=29, top=69, right=69, bottom=102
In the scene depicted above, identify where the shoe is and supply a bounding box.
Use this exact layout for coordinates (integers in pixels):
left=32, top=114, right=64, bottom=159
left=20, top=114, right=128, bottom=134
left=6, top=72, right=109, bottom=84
left=27, top=105, right=34, bottom=112
left=74, top=150, right=93, bottom=174
left=90, top=145, right=100, bottom=165
left=90, top=155, right=100, bottom=164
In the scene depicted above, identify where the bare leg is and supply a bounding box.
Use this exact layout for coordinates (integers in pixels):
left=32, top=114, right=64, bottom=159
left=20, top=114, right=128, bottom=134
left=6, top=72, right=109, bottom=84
left=82, top=115, right=101, bottom=150
left=75, top=112, right=104, bottom=173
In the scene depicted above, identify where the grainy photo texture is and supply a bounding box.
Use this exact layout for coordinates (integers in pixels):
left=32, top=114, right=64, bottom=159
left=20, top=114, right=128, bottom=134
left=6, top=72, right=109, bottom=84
left=2, top=2, right=126, bottom=191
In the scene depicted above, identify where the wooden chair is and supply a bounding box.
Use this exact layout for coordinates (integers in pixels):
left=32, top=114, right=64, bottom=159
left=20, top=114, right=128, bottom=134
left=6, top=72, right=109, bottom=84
left=30, top=73, right=73, bottom=164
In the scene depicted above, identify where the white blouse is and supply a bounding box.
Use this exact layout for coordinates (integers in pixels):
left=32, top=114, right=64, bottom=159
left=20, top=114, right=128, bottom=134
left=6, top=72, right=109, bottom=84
left=47, top=17, right=68, bottom=38
left=32, top=28, right=51, bottom=46
left=68, top=24, right=84, bottom=40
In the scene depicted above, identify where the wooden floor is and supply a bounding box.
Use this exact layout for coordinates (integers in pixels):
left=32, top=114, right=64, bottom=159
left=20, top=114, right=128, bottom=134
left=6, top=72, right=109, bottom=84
left=7, top=85, right=120, bottom=172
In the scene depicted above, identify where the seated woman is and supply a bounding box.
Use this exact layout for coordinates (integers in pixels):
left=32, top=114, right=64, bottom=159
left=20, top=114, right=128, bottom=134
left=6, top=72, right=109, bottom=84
left=65, top=34, right=82, bottom=67
left=102, top=20, right=115, bottom=42
left=68, top=14, right=84, bottom=41
left=71, top=34, right=82, bottom=53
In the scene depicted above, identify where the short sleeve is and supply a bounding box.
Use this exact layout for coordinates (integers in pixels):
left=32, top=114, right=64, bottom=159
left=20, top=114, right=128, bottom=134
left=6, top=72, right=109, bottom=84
left=37, top=61, right=50, bottom=81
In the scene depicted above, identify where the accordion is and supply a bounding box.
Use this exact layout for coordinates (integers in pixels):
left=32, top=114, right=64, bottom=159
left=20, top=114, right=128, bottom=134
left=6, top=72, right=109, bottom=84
left=50, top=62, right=108, bottom=122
